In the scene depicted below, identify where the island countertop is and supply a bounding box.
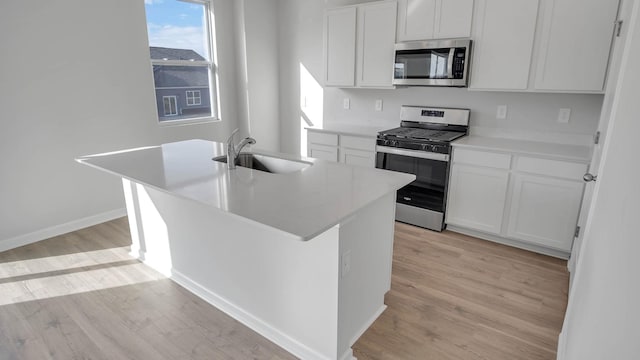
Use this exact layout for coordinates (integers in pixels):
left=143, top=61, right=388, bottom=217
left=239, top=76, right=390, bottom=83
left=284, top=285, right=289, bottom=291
left=78, top=139, right=414, bottom=241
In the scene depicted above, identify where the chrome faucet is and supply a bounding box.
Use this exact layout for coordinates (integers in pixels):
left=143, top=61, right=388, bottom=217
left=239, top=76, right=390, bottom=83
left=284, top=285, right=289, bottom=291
left=227, top=128, right=256, bottom=169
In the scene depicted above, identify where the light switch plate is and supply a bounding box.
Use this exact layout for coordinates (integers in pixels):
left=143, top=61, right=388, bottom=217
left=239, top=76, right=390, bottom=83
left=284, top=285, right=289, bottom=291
left=558, top=108, right=571, bottom=123
left=497, top=105, right=508, bottom=119
left=375, top=99, right=383, bottom=112
left=343, top=98, right=350, bottom=110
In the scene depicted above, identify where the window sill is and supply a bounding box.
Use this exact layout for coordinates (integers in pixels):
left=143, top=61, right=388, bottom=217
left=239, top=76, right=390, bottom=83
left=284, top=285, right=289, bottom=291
left=158, top=116, right=221, bottom=127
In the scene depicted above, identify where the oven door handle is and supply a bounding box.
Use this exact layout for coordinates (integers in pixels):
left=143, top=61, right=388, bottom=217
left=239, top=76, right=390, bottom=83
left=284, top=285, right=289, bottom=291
left=376, top=145, right=449, bottom=162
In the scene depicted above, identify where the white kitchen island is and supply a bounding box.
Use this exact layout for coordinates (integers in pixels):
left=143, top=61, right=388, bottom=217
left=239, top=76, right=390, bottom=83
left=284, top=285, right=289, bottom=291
left=77, top=139, right=414, bottom=360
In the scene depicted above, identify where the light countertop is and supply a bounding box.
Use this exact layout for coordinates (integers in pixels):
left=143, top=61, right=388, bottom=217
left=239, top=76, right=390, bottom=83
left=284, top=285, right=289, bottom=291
left=305, top=123, right=389, bottom=138
left=452, top=136, right=592, bottom=163
left=78, top=139, right=414, bottom=241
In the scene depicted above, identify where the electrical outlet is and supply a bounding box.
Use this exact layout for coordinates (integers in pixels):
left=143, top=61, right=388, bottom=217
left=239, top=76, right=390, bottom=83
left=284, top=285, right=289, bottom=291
left=558, top=108, right=571, bottom=123
left=343, top=98, right=350, bottom=110
left=375, top=99, right=383, bottom=112
left=496, top=105, right=508, bottom=119
left=341, top=250, right=351, bottom=278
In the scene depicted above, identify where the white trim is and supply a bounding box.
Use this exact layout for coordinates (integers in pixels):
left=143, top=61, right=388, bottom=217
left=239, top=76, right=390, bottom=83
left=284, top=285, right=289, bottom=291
left=158, top=116, right=220, bottom=127
left=169, top=270, right=333, bottom=360
left=348, top=304, right=387, bottom=349
left=154, top=86, right=208, bottom=90
left=162, top=95, right=178, bottom=116
left=447, top=225, right=570, bottom=259
left=0, top=208, right=126, bottom=253
left=186, top=90, right=201, bottom=106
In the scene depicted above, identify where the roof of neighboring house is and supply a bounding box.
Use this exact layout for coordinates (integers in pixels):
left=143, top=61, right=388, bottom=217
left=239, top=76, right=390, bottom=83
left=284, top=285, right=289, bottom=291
left=153, top=65, right=209, bottom=88
left=150, top=47, right=209, bottom=88
left=150, top=47, right=206, bottom=61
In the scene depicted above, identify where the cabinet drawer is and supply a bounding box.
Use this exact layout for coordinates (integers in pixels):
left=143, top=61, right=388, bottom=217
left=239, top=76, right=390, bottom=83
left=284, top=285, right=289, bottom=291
left=515, top=156, right=587, bottom=180
left=452, top=148, right=511, bottom=169
left=341, top=135, right=375, bottom=151
left=308, top=131, right=339, bottom=146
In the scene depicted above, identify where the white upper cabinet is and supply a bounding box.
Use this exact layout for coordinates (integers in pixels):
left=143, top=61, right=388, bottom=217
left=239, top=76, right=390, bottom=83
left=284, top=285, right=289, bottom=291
left=323, top=7, right=357, bottom=86
left=534, top=0, right=619, bottom=92
left=397, top=0, right=473, bottom=41
left=471, top=0, right=620, bottom=93
left=469, top=0, right=540, bottom=90
left=357, top=1, right=398, bottom=87
left=434, top=0, right=474, bottom=39
left=324, top=1, right=397, bottom=88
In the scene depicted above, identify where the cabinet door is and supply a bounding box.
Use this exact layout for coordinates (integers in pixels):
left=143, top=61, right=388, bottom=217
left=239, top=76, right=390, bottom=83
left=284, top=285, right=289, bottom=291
left=397, top=0, right=437, bottom=41
left=357, top=1, right=397, bottom=87
left=341, top=148, right=375, bottom=167
left=534, top=0, right=619, bottom=91
left=507, top=174, right=584, bottom=251
left=469, top=0, right=539, bottom=90
left=324, top=7, right=357, bottom=87
left=446, top=164, right=509, bottom=235
left=309, top=144, right=339, bottom=162
left=434, top=0, right=474, bottom=39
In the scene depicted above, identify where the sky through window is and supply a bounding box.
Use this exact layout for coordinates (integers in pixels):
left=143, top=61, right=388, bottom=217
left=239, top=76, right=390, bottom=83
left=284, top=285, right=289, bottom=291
left=144, top=0, right=208, bottom=60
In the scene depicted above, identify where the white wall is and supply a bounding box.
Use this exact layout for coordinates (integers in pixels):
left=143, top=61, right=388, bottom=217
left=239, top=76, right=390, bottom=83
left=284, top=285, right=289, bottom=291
left=325, top=88, right=603, bottom=145
left=0, top=0, right=240, bottom=248
left=277, top=0, right=604, bottom=155
left=559, top=2, right=640, bottom=358
left=238, top=0, right=281, bottom=151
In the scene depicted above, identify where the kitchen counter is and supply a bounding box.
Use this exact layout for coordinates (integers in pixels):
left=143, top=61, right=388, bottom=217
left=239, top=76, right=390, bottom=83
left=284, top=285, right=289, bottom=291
left=305, top=123, right=388, bottom=138
left=78, top=139, right=413, bottom=360
left=78, top=139, right=413, bottom=241
left=452, top=136, right=592, bottom=163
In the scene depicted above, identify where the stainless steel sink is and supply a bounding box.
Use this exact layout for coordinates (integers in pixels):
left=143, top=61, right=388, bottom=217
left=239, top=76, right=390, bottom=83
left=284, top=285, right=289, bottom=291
left=213, top=153, right=311, bottom=174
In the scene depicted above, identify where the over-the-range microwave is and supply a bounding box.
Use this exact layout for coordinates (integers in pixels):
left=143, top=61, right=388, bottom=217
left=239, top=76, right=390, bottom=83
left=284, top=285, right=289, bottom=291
left=393, top=38, right=472, bottom=87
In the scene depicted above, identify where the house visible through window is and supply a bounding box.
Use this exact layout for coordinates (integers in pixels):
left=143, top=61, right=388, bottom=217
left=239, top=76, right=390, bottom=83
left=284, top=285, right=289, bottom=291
left=163, top=96, right=178, bottom=116
left=186, top=90, right=201, bottom=106
left=144, top=0, right=218, bottom=122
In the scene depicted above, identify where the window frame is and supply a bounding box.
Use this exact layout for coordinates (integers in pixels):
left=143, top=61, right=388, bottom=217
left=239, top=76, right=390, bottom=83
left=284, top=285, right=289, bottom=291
left=148, top=0, right=220, bottom=126
left=186, top=90, right=202, bottom=106
left=163, top=96, right=178, bottom=116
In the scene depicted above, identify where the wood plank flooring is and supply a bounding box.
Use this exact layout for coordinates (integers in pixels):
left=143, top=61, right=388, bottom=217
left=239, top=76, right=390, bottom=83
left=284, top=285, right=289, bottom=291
left=0, top=218, right=568, bottom=359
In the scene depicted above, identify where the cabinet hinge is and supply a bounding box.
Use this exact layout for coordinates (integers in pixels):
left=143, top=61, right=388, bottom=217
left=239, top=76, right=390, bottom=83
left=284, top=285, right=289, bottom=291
left=575, top=226, right=581, bottom=238
left=594, top=131, right=601, bottom=145
left=615, top=20, right=624, bottom=37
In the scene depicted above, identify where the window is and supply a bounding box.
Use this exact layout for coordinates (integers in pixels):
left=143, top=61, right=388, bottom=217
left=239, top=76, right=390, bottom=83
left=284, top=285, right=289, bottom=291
left=145, top=0, right=218, bottom=123
left=163, top=96, right=178, bottom=116
left=186, top=90, right=201, bottom=106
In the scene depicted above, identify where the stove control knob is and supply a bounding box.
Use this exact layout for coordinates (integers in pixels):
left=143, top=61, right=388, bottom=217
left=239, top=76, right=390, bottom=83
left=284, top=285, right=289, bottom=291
left=421, top=144, right=429, bottom=151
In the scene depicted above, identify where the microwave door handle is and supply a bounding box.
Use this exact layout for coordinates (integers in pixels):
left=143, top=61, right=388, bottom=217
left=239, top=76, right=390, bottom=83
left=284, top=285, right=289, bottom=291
left=447, top=48, right=455, bottom=79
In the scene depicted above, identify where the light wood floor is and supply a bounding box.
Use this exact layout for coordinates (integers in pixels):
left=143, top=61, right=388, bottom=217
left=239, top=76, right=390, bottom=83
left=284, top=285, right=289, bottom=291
left=0, top=218, right=568, bottom=360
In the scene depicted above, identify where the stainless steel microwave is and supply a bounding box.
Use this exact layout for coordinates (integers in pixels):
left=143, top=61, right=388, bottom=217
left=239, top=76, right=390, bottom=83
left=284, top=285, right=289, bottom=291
left=393, top=38, right=472, bottom=87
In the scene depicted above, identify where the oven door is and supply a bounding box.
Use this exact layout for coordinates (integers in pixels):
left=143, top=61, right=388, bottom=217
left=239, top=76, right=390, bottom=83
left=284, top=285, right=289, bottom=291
left=376, top=146, right=450, bottom=230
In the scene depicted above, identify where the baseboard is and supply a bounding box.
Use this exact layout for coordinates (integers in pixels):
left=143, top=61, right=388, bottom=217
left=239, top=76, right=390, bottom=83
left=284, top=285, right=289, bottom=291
left=446, top=225, right=570, bottom=259
left=349, top=304, right=387, bottom=348
left=170, top=270, right=332, bottom=360
left=557, top=330, right=567, bottom=360
left=0, top=208, right=127, bottom=253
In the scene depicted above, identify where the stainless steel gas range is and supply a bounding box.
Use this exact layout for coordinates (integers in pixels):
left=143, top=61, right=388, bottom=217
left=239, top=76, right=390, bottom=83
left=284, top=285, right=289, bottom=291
left=375, top=106, right=470, bottom=231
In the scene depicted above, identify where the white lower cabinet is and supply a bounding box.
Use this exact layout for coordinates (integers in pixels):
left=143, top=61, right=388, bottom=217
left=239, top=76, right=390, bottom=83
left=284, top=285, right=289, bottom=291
left=507, top=174, right=584, bottom=250
left=447, top=164, right=509, bottom=235
left=307, top=130, right=376, bottom=167
left=341, top=148, right=375, bottom=167
left=309, top=144, right=339, bottom=162
left=446, top=147, right=586, bottom=256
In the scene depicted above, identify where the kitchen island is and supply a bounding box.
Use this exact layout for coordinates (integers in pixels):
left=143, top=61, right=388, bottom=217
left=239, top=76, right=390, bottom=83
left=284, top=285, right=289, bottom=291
left=77, top=139, right=414, bottom=360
